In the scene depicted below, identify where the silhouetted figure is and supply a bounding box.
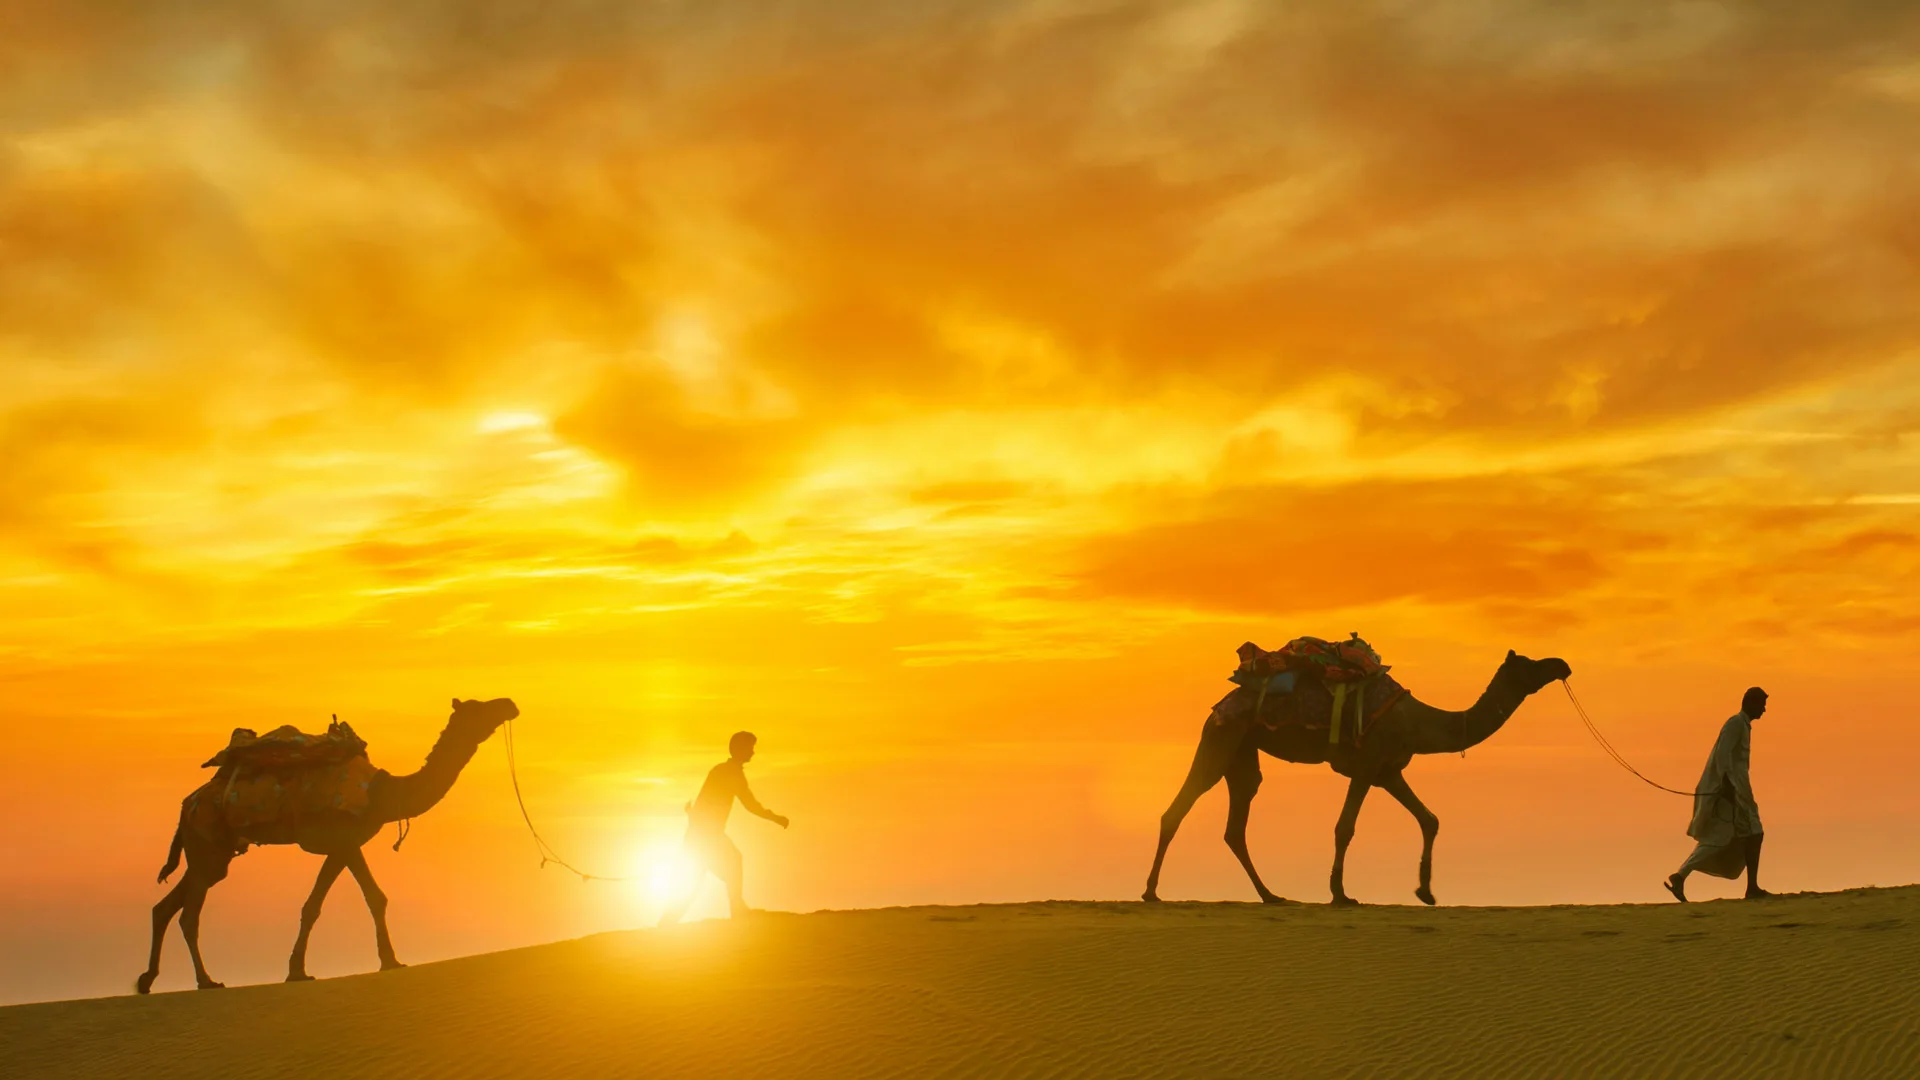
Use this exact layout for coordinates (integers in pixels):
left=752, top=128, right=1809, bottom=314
left=1665, top=687, right=1770, bottom=902
left=138, top=698, right=520, bottom=993
left=659, top=731, right=788, bottom=926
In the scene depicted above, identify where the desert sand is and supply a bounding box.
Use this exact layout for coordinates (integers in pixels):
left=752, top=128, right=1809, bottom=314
left=4, top=886, right=1917, bottom=1079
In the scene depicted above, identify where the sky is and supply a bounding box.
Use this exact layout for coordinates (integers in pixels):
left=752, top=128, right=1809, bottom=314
left=3, top=0, right=1919, bottom=1004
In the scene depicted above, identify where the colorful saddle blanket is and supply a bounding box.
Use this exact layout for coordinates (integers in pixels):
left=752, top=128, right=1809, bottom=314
left=190, top=757, right=381, bottom=836
left=1233, top=634, right=1387, bottom=686
left=1215, top=634, right=1403, bottom=746
left=190, top=720, right=379, bottom=836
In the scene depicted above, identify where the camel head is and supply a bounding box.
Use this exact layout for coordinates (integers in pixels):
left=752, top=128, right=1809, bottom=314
left=448, top=697, right=520, bottom=743
left=1499, top=650, right=1573, bottom=696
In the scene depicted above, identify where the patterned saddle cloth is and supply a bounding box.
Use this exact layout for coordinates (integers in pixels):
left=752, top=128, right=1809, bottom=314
left=190, top=757, right=381, bottom=836
left=1213, top=634, right=1405, bottom=746
left=190, top=720, right=380, bottom=836
left=1232, top=634, right=1388, bottom=685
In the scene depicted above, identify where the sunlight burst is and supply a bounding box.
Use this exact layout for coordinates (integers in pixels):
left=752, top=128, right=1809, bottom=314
left=638, top=844, right=697, bottom=903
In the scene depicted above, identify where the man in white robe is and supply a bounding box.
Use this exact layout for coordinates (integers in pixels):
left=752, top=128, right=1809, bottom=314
left=1664, top=687, right=1770, bottom=902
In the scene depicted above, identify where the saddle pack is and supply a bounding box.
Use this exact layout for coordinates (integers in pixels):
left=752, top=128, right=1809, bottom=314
left=189, top=719, right=380, bottom=837
left=1212, top=633, right=1407, bottom=746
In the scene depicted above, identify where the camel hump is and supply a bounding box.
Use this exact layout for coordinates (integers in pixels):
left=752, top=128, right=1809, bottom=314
left=191, top=720, right=379, bottom=835
left=202, top=720, right=368, bottom=771
left=1222, top=634, right=1401, bottom=747
left=1217, top=671, right=1404, bottom=746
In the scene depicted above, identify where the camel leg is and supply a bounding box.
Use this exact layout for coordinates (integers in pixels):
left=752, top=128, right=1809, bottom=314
left=344, top=850, right=403, bottom=971
left=1328, top=774, right=1372, bottom=906
left=1223, top=742, right=1284, bottom=904
left=286, top=854, right=348, bottom=982
left=136, top=879, right=191, bottom=994
left=178, top=868, right=227, bottom=990
left=1378, top=770, right=1440, bottom=906
left=1143, top=721, right=1242, bottom=902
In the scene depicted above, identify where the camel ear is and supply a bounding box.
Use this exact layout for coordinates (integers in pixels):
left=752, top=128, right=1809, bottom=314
left=451, top=697, right=461, bottom=709
left=1507, top=649, right=1517, bottom=660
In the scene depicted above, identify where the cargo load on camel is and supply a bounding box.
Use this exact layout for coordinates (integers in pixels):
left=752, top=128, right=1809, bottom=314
left=186, top=719, right=380, bottom=839
left=1210, top=633, right=1408, bottom=747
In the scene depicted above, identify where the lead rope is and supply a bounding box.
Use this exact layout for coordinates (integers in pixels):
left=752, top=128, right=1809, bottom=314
left=502, top=717, right=632, bottom=883
left=1561, top=680, right=1718, bottom=798
left=392, top=818, right=410, bottom=851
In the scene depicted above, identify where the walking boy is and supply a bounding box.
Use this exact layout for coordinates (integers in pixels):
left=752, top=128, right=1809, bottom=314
left=659, top=731, right=788, bottom=925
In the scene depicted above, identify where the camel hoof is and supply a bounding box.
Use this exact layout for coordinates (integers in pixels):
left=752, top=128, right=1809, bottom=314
left=1330, top=896, right=1362, bottom=908
left=286, top=973, right=315, bottom=983
left=1141, top=891, right=1160, bottom=903
left=135, top=972, right=156, bottom=995
left=379, top=960, right=407, bottom=972
left=1415, top=888, right=1436, bottom=907
left=1259, top=893, right=1292, bottom=905
left=197, top=980, right=226, bottom=990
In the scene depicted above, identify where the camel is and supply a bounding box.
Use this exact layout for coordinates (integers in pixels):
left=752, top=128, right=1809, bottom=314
left=1143, top=650, right=1570, bottom=907
left=136, top=697, right=519, bottom=993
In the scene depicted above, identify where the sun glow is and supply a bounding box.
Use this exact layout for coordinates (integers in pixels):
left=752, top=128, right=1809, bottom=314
left=477, top=410, right=550, bottom=434
left=637, top=843, right=697, bottom=904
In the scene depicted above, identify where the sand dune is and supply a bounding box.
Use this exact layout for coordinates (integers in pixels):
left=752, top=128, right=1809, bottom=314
left=4, top=887, right=1918, bottom=1079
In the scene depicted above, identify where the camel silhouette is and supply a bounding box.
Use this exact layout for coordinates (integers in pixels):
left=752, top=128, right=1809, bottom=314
left=136, top=697, right=519, bottom=993
left=1144, top=650, right=1570, bottom=906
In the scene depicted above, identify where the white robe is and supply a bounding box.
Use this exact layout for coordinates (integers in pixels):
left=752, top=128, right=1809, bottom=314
left=1678, top=711, right=1761, bottom=879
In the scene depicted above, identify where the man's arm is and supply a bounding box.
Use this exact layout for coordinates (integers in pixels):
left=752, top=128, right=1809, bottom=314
left=736, top=775, right=789, bottom=828
left=1718, top=718, right=1757, bottom=815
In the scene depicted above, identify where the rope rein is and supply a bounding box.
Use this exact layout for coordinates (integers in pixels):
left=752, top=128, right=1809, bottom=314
left=1560, top=680, right=1719, bottom=798
left=503, top=717, right=631, bottom=883
left=487, top=684, right=1703, bottom=878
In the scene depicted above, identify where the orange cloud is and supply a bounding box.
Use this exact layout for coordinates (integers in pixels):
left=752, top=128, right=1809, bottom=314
left=1073, top=478, right=1625, bottom=618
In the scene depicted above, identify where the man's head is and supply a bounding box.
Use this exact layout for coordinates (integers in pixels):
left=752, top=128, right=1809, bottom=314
left=1742, top=687, right=1768, bottom=720
left=729, top=730, right=758, bottom=762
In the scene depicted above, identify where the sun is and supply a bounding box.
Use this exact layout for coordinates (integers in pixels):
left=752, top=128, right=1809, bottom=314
left=638, top=844, right=697, bottom=904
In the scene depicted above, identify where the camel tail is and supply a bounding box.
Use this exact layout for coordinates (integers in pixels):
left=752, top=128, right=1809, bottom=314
left=158, top=803, right=188, bottom=884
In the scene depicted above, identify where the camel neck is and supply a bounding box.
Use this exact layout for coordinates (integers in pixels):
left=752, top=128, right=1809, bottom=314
left=374, top=721, right=483, bottom=822
left=1406, top=670, right=1526, bottom=755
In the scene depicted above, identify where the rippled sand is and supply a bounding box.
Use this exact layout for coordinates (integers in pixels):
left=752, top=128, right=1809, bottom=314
left=5, top=887, right=1918, bottom=1079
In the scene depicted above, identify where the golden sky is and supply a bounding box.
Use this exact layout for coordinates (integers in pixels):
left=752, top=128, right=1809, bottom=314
left=4, top=1, right=1920, bottom=1003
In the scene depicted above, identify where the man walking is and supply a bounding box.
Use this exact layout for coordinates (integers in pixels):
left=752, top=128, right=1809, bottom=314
left=1665, top=687, right=1770, bottom=902
left=659, top=731, right=788, bottom=926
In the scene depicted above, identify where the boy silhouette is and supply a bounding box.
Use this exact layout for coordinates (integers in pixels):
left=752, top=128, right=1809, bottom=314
left=659, top=731, right=788, bottom=925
